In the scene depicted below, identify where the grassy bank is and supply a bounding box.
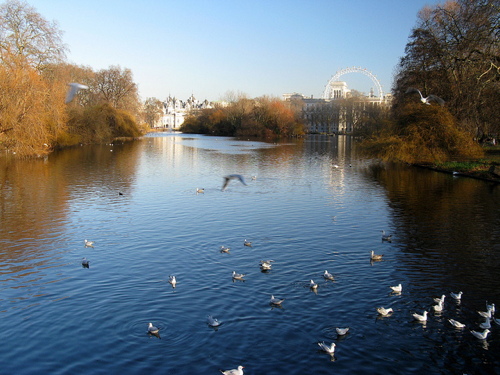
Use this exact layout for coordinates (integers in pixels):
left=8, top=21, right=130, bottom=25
left=422, top=148, right=500, bottom=183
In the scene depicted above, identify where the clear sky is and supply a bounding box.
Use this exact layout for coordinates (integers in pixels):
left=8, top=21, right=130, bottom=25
left=26, top=0, right=441, bottom=102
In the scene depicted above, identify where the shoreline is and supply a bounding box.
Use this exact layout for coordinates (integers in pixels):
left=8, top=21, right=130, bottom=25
left=414, top=164, right=500, bottom=184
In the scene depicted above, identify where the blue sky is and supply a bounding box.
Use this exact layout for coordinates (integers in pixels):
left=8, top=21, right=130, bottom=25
left=27, top=0, right=440, bottom=102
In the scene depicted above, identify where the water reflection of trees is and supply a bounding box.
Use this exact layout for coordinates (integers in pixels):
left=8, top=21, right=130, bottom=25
left=0, top=141, right=143, bottom=261
left=369, top=163, right=500, bottom=299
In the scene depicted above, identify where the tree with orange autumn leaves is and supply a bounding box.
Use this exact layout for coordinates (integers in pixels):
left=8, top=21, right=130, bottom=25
left=181, top=96, right=305, bottom=138
left=0, top=0, right=143, bottom=157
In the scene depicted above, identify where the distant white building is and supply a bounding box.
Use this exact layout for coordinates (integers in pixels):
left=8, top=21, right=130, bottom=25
left=157, top=94, right=212, bottom=130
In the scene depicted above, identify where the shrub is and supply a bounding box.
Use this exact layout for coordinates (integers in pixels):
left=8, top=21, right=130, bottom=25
left=360, top=103, right=484, bottom=163
left=63, top=103, right=142, bottom=146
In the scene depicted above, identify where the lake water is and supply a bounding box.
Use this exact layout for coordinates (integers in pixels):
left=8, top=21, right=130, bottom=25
left=1, top=133, right=499, bottom=375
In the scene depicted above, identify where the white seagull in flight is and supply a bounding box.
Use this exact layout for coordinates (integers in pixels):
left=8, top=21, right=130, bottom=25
left=405, top=87, right=445, bottom=106
left=222, top=174, right=247, bottom=191
left=65, top=83, right=89, bottom=103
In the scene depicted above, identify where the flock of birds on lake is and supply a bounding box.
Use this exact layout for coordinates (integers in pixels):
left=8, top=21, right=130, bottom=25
left=78, top=171, right=495, bottom=375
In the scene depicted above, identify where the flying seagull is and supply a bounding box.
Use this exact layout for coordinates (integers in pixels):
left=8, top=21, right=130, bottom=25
left=405, top=87, right=445, bottom=106
left=65, top=83, right=89, bottom=104
left=222, top=174, right=247, bottom=191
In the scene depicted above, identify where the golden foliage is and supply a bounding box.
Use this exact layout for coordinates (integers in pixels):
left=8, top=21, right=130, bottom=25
left=0, top=56, right=67, bottom=157
left=360, top=103, right=484, bottom=163
left=180, top=97, right=305, bottom=138
left=65, top=103, right=143, bottom=145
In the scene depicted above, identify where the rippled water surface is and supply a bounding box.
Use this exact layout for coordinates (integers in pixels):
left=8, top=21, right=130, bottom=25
left=1, top=134, right=499, bottom=374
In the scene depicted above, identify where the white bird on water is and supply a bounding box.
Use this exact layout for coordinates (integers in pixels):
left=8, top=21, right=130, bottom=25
left=448, top=319, right=466, bottom=328
left=390, top=284, right=402, bottom=293
left=84, top=239, right=94, bottom=248
left=450, top=291, right=463, bottom=301
left=336, top=327, right=349, bottom=336
left=196, top=188, right=205, bottom=194
left=478, top=307, right=493, bottom=319
left=471, top=329, right=490, bottom=340
left=323, top=270, right=335, bottom=281
left=260, top=260, right=273, bottom=270
left=270, top=295, right=285, bottom=305
left=433, top=294, right=446, bottom=304
left=222, top=174, right=247, bottom=191
left=65, top=83, right=89, bottom=103
left=207, top=315, right=222, bottom=327
left=220, top=365, right=244, bottom=375
left=220, top=246, right=230, bottom=253
left=486, top=302, right=495, bottom=315
left=318, top=341, right=336, bottom=354
left=412, top=310, right=428, bottom=322
left=232, top=271, right=245, bottom=280
left=169, top=275, right=177, bottom=288
left=309, top=279, right=318, bottom=289
left=243, top=239, right=252, bottom=247
left=377, top=307, right=393, bottom=316
left=381, top=230, right=392, bottom=241
left=480, top=317, right=491, bottom=330
left=405, top=87, right=445, bottom=106
left=433, top=300, right=444, bottom=313
left=147, top=322, right=159, bottom=334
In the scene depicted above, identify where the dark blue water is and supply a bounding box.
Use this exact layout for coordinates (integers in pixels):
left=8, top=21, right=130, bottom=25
left=1, top=134, right=499, bottom=374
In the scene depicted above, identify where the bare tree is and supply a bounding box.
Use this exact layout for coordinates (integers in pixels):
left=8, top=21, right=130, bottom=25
left=0, top=0, right=66, bottom=69
left=143, top=97, right=164, bottom=128
left=93, top=65, right=139, bottom=113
